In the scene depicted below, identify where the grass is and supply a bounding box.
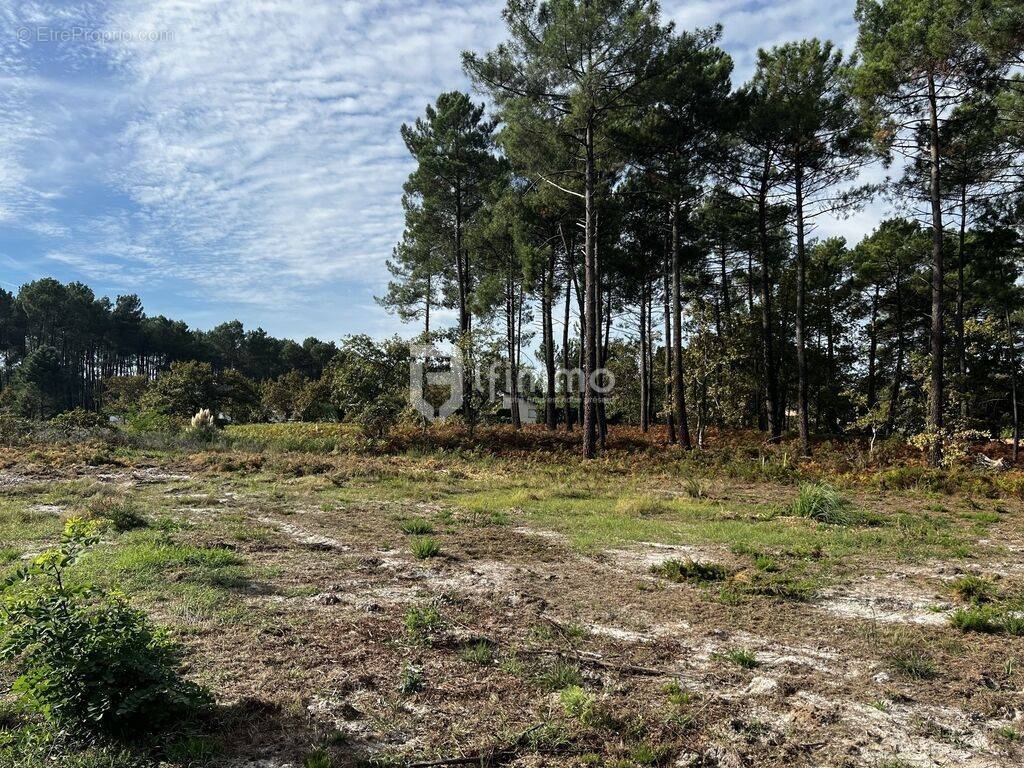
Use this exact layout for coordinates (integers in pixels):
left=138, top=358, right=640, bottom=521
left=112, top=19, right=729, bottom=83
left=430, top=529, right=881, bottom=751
left=536, top=660, right=584, bottom=691
left=405, top=603, right=444, bottom=643
left=887, top=644, right=937, bottom=679
left=949, top=575, right=997, bottom=604
left=2, top=425, right=1022, bottom=767
left=411, top=536, right=442, bottom=559
left=790, top=483, right=857, bottom=525
left=85, top=494, right=148, bottom=532
left=399, top=518, right=434, bottom=535
left=715, top=649, right=758, bottom=669
left=460, top=640, right=495, bottom=665
left=951, top=605, right=1024, bottom=636
left=651, top=559, right=730, bottom=583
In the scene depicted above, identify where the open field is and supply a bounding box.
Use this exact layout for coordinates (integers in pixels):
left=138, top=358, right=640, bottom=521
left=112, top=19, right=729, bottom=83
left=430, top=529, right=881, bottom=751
left=2, top=427, right=1024, bottom=767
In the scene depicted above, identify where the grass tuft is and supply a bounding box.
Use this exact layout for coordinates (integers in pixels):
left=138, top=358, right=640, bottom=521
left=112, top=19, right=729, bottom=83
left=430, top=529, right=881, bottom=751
left=399, top=518, right=434, bottom=535
left=715, top=648, right=758, bottom=669
left=535, top=660, right=583, bottom=691
left=949, top=575, right=997, bottom=605
left=790, top=483, right=856, bottom=525
left=411, top=536, right=441, bottom=559
left=405, top=603, right=443, bottom=644
left=652, top=559, right=729, bottom=583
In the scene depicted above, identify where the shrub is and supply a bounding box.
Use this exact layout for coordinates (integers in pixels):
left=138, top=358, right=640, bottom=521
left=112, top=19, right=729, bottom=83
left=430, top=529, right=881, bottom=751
left=0, top=519, right=210, bottom=737
left=411, top=536, right=441, bottom=559
left=86, top=495, right=148, bottom=532
left=790, top=483, right=856, bottom=525
left=123, top=408, right=181, bottom=436
left=50, top=408, right=108, bottom=431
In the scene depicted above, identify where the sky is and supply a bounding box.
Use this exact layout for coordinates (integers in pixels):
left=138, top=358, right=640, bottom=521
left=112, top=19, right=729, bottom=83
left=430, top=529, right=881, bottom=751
left=0, top=0, right=874, bottom=343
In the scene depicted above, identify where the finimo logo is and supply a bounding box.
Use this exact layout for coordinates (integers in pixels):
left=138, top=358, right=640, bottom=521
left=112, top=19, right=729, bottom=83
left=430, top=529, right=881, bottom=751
left=409, top=345, right=465, bottom=422
left=409, top=344, right=616, bottom=423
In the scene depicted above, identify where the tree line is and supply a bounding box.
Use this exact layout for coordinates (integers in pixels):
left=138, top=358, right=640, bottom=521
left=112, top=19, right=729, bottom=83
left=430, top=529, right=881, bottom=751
left=0, top=277, right=339, bottom=417
left=379, top=0, right=1024, bottom=463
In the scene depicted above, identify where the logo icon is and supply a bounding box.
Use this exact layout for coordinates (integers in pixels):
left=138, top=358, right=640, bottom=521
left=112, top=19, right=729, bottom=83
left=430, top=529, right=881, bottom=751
left=409, top=345, right=464, bottom=422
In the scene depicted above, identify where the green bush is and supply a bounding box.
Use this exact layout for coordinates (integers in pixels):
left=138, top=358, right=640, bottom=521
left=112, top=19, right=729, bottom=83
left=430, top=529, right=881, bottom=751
left=123, top=408, right=181, bottom=436
left=0, top=519, right=210, bottom=737
left=50, top=408, right=108, bottom=431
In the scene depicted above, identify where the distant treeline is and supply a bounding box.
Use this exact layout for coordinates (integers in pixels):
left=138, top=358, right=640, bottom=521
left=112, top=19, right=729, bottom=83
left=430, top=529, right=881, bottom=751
left=0, top=278, right=339, bottom=412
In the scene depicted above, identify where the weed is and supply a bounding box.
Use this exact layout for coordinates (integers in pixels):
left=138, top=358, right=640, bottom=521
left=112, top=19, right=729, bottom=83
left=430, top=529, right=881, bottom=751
left=535, top=660, right=583, bottom=691
left=683, top=477, right=711, bottom=499
left=949, top=575, right=997, bottom=604
left=888, top=646, right=936, bottom=679
left=716, top=648, right=758, bottom=669
left=405, top=603, right=443, bottom=644
left=303, top=751, right=333, bottom=768
left=399, top=518, right=434, bottom=535
left=996, top=726, right=1021, bottom=742
left=85, top=495, right=147, bottom=532
left=560, top=685, right=599, bottom=726
left=460, top=640, right=495, bottom=665
left=411, top=536, right=441, bottom=559
left=398, top=665, right=424, bottom=694
left=950, top=606, right=1002, bottom=633
left=652, top=559, right=729, bottom=583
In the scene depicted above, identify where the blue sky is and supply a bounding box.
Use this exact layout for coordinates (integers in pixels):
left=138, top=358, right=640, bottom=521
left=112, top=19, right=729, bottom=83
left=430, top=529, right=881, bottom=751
left=0, top=0, right=868, bottom=343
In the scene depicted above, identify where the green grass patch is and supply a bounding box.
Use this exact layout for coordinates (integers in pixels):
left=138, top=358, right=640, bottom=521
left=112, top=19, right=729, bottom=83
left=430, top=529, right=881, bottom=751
left=651, top=559, right=729, bottom=583
left=411, top=536, right=441, bottom=559
left=399, top=518, right=434, bottom=535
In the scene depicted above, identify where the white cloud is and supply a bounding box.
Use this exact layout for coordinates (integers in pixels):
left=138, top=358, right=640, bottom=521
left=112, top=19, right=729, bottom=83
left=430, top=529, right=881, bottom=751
left=1, top=0, right=892, bottom=339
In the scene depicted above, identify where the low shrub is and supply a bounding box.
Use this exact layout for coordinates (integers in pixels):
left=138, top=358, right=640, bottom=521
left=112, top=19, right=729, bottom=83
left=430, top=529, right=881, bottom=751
left=0, top=519, right=210, bottom=737
left=86, top=495, right=148, bottom=532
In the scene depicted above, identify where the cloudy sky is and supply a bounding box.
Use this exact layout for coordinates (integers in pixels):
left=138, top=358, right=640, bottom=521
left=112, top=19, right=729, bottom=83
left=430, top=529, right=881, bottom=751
left=0, top=0, right=872, bottom=342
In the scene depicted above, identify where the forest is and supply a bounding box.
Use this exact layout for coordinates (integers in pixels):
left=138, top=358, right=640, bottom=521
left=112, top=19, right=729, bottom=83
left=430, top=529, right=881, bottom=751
left=3, top=1, right=1023, bottom=470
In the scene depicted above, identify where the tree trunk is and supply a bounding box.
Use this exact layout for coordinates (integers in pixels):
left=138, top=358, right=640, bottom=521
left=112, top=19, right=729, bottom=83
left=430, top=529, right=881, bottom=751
left=867, top=284, right=880, bottom=410
left=1007, top=308, right=1020, bottom=463
left=957, top=183, right=968, bottom=421
left=563, top=273, right=573, bottom=432
left=582, top=122, right=598, bottom=459
left=794, top=163, right=811, bottom=457
left=927, top=73, right=945, bottom=466
left=543, top=250, right=558, bottom=431
left=663, top=253, right=677, bottom=444
left=639, top=283, right=650, bottom=433
left=885, top=271, right=905, bottom=437
left=757, top=158, right=782, bottom=442
left=670, top=201, right=692, bottom=449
